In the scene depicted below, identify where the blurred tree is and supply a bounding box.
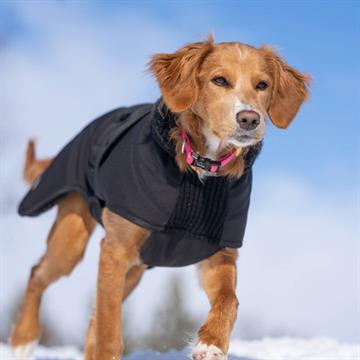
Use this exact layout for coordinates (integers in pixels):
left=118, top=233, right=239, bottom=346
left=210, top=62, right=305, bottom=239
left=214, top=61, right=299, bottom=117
left=141, top=274, right=199, bottom=353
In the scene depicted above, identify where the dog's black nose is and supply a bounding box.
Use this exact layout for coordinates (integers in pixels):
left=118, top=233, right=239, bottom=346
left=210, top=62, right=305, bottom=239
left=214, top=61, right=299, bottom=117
left=236, top=111, right=260, bottom=131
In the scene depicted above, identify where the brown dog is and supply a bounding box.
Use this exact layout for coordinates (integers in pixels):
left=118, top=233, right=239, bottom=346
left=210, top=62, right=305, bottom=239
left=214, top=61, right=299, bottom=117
left=10, top=36, right=310, bottom=360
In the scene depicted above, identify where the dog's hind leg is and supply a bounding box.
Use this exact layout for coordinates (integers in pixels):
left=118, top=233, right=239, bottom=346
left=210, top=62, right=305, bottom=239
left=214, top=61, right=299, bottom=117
left=122, top=263, right=147, bottom=301
left=192, top=248, right=239, bottom=360
left=84, top=263, right=146, bottom=360
left=10, top=192, right=96, bottom=358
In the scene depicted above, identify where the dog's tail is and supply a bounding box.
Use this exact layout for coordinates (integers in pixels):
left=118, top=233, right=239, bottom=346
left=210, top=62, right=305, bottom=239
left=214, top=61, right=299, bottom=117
left=23, top=139, right=53, bottom=186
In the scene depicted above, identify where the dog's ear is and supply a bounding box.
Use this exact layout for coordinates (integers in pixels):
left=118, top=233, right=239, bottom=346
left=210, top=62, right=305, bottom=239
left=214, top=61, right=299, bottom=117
left=261, top=46, right=311, bottom=129
left=149, top=35, right=215, bottom=112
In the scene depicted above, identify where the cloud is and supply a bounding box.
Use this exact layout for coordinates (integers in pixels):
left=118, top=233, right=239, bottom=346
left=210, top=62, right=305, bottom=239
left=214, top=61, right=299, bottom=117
left=1, top=2, right=358, bottom=346
left=234, top=174, right=358, bottom=341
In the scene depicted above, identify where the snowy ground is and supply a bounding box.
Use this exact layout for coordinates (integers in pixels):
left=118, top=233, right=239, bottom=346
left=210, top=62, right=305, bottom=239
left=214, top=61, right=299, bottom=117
left=1, top=338, right=359, bottom=360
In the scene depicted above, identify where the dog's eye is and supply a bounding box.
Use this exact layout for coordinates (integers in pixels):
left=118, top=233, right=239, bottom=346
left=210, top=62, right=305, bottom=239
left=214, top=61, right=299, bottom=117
left=256, top=81, right=268, bottom=91
left=212, top=76, right=229, bottom=87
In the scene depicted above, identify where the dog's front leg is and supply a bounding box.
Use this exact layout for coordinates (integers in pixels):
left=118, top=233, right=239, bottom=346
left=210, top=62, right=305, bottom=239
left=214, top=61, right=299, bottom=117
left=192, top=248, right=239, bottom=360
left=95, top=209, right=149, bottom=360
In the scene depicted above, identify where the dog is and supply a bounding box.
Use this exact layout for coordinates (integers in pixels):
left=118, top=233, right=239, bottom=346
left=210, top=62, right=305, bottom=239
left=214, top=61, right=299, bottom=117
left=10, top=35, right=310, bottom=360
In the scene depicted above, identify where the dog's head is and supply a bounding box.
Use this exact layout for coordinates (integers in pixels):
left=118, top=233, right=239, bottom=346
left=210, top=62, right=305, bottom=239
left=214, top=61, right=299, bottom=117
left=150, top=35, right=310, bottom=148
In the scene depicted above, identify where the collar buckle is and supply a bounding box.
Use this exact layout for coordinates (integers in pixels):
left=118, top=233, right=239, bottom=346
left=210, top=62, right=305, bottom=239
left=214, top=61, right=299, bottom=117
left=192, top=152, right=220, bottom=172
left=182, top=128, right=239, bottom=174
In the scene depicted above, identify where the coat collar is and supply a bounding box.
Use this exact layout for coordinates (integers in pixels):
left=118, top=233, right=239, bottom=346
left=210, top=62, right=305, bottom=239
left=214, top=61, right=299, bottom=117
left=151, top=98, right=177, bottom=156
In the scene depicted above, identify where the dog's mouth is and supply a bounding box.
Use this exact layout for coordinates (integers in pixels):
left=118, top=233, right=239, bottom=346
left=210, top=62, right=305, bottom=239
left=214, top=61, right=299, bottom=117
left=229, top=134, right=260, bottom=147
left=237, top=135, right=253, bottom=142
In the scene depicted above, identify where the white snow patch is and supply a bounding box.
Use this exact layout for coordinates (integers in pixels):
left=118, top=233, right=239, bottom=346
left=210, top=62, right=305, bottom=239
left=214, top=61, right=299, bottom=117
left=12, top=340, right=38, bottom=360
left=229, top=337, right=360, bottom=360
left=1, top=338, right=359, bottom=360
left=0, top=343, right=82, bottom=360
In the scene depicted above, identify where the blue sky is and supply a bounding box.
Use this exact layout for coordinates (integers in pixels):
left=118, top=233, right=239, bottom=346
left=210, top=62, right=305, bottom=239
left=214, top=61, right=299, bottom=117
left=0, top=0, right=359, bottom=345
left=1, top=1, right=359, bottom=195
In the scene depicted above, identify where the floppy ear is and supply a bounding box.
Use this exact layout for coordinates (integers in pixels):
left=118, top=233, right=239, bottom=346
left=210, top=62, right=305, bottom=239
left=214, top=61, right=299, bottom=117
left=262, top=46, right=311, bottom=129
left=149, top=36, right=215, bottom=112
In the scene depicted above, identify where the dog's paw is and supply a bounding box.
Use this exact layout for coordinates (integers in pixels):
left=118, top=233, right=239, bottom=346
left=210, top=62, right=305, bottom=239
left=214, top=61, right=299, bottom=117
left=191, top=342, right=227, bottom=360
left=12, top=340, right=38, bottom=360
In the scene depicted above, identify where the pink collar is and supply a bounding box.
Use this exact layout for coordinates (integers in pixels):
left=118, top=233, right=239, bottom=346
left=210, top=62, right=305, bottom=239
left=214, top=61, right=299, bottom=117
left=181, top=128, right=242, bottom=174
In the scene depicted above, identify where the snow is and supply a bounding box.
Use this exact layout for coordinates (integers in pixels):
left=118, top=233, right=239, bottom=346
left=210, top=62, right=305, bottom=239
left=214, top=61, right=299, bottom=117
left=0, top=344, right=83, bottom=360
left=1, top=338, right=359, bottom=360
left=230, top=337, right=360, bottom=360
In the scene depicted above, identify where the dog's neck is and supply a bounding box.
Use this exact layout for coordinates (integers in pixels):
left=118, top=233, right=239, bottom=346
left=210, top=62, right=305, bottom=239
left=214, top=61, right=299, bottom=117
left=178, top=110, right=231, bottom=158
left=201, top=125, right=226, bottom=160
left=170, top=110, right=246, bottom=178
left=152, top=99, right=262, bottom=179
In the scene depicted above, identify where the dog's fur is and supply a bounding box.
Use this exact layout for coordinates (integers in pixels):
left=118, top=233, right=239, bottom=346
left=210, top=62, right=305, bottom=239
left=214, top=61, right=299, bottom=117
left=10, top=36, right=310, bottom=360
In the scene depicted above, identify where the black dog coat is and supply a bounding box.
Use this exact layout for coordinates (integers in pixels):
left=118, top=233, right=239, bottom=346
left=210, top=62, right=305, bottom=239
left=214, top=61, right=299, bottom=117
left=18, top=100, right=262, bottom=267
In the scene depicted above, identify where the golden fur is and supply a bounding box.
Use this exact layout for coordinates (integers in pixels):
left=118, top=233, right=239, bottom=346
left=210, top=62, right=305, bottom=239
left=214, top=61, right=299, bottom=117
left=10, top=37, right=310, bottom=359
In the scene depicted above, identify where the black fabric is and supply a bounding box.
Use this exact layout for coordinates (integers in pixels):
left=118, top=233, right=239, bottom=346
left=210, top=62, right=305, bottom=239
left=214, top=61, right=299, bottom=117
left=18, top=99, right=260, bottom=267
left=166, top=173, right=229, bottom=244
left=244, top=141, right=263, bottom=170
left=151, top=101, right=177, bottom=156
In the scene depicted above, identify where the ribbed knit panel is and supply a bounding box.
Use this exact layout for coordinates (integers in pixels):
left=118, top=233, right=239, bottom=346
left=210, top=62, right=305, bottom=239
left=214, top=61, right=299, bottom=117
left=166, top=172, right=229, bottom=244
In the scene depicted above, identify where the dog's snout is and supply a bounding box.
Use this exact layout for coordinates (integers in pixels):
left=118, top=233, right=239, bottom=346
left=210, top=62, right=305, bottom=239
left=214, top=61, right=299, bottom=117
left=236, top=111, right=260, bottom=131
